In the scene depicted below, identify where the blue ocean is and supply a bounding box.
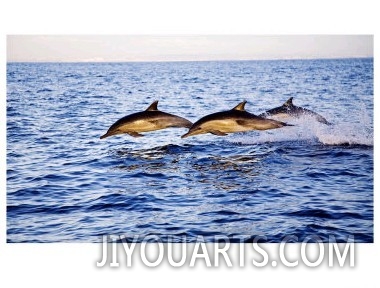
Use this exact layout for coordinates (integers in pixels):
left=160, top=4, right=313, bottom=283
left=7, top=58, right=373, bottom=243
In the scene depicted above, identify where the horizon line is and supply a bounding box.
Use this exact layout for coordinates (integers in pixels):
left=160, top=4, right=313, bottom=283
left=6, top=56, right=373, bottom=64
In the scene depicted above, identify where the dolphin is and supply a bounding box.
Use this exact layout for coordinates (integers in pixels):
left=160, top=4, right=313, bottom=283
left=181, top=101, right=292, bottom=138
left=100, top=100, right=193, bottom=139
left=259, top=97, right=331, bottom=125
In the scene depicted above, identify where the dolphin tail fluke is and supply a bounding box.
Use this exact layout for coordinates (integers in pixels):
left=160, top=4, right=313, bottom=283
left=180, top=118, right=193, bottom=128
left=170, top=117, right=193, bottom=129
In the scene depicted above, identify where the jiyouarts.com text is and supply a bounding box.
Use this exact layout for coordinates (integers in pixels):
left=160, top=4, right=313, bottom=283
left=96, top=235, right=355, bottom=268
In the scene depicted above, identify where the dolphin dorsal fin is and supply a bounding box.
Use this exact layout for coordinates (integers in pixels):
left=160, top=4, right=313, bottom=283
left=146, top=100, right=159, bottom=111
left=232, top=101, right=247, bottom=111
left=283, top=97, right=294, bottom=107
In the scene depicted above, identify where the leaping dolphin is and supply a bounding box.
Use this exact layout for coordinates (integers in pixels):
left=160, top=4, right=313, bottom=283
left=100, top=100, right=193, bottom=139
left=259, top=97, right=331, bottom=125
left=181, top=101, right=292, bottom=138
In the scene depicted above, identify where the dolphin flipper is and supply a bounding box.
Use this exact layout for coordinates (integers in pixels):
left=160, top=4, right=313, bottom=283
left=209, top=130, right=228, bottom=136
left=128, top=132, right=144, bottom=137
left=315, top=114, right=332, bottom=125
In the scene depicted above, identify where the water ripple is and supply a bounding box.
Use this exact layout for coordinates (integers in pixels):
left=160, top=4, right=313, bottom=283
left=6, top=60, right=373, bottom=242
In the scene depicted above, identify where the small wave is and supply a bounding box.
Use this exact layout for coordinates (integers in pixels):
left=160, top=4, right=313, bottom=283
left=7, top=203, right=81, bottom=215
left=315, top=123, right=373, bottom=146
left=114, top=144, right=191, bottom=159
left=199, top=210, right=241, bottom=216
left=283, top=208, right=363, bottom=220
left=36, top=88, right=54, bottom=93
left=7, top=60, right=373, bottom=243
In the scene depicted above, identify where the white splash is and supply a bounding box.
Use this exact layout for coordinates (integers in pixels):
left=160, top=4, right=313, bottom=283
left=231, top=111, right=373, bottom=146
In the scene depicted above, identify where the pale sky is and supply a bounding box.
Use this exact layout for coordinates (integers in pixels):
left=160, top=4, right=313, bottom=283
left=6, top=35, right=373, bottom=62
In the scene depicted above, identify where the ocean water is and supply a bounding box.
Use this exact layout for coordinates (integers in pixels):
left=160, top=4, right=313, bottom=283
left=7, top=59, right=373, bottom=243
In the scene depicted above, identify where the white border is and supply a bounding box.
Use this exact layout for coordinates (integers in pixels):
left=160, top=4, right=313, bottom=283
left=1, top=0, right=378, bottom=287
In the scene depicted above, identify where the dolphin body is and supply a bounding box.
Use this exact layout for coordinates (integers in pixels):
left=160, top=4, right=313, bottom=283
left=181, top=101, right=292, bottom=138
left=259, top=97, right=331, bottom=125
left=100, top=101, right=192, bottom=139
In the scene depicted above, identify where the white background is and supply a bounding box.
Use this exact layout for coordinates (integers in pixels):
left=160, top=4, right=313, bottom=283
left=0, top=0, right=378, bottom=287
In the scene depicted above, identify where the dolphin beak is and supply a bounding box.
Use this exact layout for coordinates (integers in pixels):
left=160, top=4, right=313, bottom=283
left=100, top=131, right=112, bottom=139
left=181, top=127, right=203, bottom=138
left=181, top=129, right=196, bottom=139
